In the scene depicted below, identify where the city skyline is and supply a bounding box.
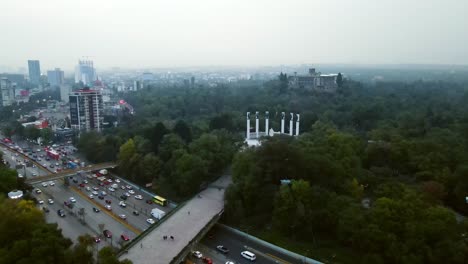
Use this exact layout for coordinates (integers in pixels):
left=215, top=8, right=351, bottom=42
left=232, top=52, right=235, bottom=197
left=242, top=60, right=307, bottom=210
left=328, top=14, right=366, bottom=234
left=1, top=0, right=467, bottom=70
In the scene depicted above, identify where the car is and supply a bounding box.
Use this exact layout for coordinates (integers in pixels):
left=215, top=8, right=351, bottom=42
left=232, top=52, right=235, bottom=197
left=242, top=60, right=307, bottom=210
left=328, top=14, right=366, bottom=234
left=146, top=199, right=153, bottom=204
left=69, top=197, right=76, bottom=203
left=192, top=251, right=203, bottom=259
left=35, top=188, right=42, bottom=194
left=202, top=257, right=213, bottom=264
left=94, top=236, right=101, bottom=243
left=120, top=185, right=126, bottom=190
left=57, top=209, right=65, bottom=217
left=83, top=180, right=88, bottom=184
left=216, top=245, right=229, bottom=254
left=32, top=173, right=37, bottom=177
left=101, top=191, right=107, bottom=196
left=38, top=200, right=44, bottom=204
left=41, top=182, right=48, bottom=187
left=121, top=234, right=130, bottom=241
left=92, top=187, right=99, bottom=191
left=50, top=164, right=54, bottom=168
left=126, top=185, right=132, bottom=190
left=42, top=206, right=50, bottom=213
left=128, top=190, right=135, bottom=195
left=225, top=262, right=235, bottom=264
left=55, top=163, right=59, bottom=166
left=124, top=192, right=130, bottom=197
left=98, top=182, right=104, bottom=186
left=119, top=201, right=127, bottom=207
left=115, top=179, right=120, bottom=183
left=132, top=210, right=140, bottom=216
left=93, top=207, right=100, bottom=213
left=105, top=205, right=112, bottom=211
left=120, top=194, right=127, bottom=200
left=105, top=199, right=112, bottom=204
left=85, top=186, right=91, bottom=191
left=48, top=198, right=54, bottom=204
left=89, top=194, right=94, bottom=199
left=108, top=187, right=115, bottom=192
left=134, top=195, right=143, bottom=200
left=98, top=195, right=104, bottom=200
left=42, top=163, right=47, bottom=167
left=146, top=218, right=155, bottom=224
left=103, top=230, right=112, bottom=238
left=119, top=214, right=127, bottom=220
left=49, top=181, right=55, bottom=186
left=72, top=178, right=78, bottom=183
left=240, top=251, right=256, bottom=261
left=79, top=183, right=85, bottom=187
left=92, top=191, right=98, bottom=195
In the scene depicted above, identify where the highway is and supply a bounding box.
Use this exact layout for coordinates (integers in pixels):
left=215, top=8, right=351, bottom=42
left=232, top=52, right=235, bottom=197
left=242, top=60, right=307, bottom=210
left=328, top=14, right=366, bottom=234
left=194, top=225, right=303, bottom=264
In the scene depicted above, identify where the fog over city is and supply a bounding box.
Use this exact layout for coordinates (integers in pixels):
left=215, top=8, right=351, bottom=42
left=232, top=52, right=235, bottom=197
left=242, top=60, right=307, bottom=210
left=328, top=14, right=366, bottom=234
left=1, top=0, right=467, bottom=70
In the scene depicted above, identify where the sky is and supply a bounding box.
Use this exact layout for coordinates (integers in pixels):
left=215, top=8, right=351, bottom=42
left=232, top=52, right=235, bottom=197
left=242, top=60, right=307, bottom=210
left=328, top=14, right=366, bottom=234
left=1, top=0, right=467, bottom=71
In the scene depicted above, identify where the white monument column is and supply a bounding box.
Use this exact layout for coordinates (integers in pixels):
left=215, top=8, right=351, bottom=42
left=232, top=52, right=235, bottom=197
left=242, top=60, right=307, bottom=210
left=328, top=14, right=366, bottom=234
left=296, top=114, right=300, bottom=136
left=289, top=113, right=294, bottom=136
left=281, top=112, right=285, bottom=134
left=255, top=111, right=259, bottom=138
left=265, top=111, right=269, bottom=136
left=246, top=112, right=250, bottom=139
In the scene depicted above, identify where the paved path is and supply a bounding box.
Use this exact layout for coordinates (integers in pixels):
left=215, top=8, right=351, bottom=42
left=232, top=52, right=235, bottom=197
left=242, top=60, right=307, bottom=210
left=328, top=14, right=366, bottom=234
left=121, top=175, right=231, bottom=264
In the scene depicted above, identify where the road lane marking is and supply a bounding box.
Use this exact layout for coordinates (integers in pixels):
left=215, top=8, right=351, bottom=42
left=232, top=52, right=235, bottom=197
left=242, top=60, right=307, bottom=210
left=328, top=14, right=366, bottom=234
left=71, top=186, right=142, bottom=235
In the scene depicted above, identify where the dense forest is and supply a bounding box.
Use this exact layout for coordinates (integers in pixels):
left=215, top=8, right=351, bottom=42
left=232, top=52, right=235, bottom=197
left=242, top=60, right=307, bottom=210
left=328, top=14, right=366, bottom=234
left=3, top=74, right=468, bottom=263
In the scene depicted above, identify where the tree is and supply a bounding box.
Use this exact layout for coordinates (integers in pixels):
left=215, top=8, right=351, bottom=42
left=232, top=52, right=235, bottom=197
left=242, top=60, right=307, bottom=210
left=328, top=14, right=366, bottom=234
left=40, top=127, right=53, bottom=143
left=336, top=72, right=343, bottom=88
left=173, top=120, right=192, bottom=143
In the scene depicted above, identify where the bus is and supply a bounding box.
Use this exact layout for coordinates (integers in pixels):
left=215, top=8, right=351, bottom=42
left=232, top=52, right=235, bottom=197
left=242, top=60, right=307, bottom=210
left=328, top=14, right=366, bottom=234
left=153, top=195, right=167, bottom=206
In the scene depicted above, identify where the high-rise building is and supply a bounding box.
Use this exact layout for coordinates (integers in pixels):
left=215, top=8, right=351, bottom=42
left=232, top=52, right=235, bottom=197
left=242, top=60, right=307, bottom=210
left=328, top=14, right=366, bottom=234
left=0, top=78, right=15, bottom=107
left=74, top=60, right=96, bottom=85
left=69, top=88, right=103, bottom=132
left=60, top=85, right=71, bottom=102
left=47, top=68, right=64, bottom=86
left=28, top=60, right=41, bottom=85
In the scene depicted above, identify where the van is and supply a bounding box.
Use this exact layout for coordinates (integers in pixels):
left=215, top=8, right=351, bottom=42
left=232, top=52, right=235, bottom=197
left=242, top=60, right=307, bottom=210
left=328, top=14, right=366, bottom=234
left=241, top=251, right=256, bottom=261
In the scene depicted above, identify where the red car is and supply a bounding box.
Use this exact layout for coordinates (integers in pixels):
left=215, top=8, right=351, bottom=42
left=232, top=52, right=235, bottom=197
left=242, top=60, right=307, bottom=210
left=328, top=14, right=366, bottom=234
left=202, top=257, right=213, bottom=264
left=94, top=237, right=101, bottom=243
left=121, top=234, right=130, bottom=241
left=79, top=183, right=85, bottom=187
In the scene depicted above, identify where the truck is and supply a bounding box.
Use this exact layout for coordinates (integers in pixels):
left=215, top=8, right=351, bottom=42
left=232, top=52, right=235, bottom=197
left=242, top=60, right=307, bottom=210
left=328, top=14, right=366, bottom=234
left=68, top=161, right=78, bottom=169
left=150, top=208, right=166, bottom=220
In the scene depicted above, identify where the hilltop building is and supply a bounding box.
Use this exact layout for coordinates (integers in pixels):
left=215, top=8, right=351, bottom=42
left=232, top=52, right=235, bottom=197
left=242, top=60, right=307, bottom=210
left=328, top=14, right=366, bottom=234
left=289, top=68, right=338, bottom=92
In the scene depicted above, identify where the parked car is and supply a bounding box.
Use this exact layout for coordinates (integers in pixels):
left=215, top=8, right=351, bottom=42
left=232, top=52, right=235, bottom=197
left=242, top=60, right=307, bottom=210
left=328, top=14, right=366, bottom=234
left=120, top=194, right=127, bottom=200
left=146, top=199, right=153, bottom=204
left=216, top=245, right=229, bottom=254
left=121, top=234, right=130, bottom=241
left=105, top=205, right=112, bottom=211
left=93, top=207, right=100, bottom=213
left=133, top=210, right=140, bottom=216
left=128, top=190, right=135, bottom=195
left=47, top=198, right=54, bottom=204
left=146, top=218, right=155, bottom=224
left=192, top=251, right=203, bottom=259
left=119, top=214, right=127, bottom=220
left=202, top=257, right=213, bottom=264
left=105, top=199, right=112, bottom=204
left=57, top=209, right=65, bottom=217
left=119, top=201, right=127, bottom=207
left=134, top=195, right=143, bottom=200
left=42, top=206, right=50, bottom=213
left=94, top=237, right=101, bottom=243
left=69, top=197, right=76, bottom=203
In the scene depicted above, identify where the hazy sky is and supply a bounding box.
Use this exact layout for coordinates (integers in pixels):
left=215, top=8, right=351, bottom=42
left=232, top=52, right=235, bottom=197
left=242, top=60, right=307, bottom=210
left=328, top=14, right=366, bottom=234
left=1, top=0, right=467, bottom=71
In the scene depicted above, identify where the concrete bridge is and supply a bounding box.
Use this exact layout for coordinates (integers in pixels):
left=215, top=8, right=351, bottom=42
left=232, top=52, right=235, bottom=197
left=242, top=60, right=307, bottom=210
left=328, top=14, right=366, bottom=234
left=26, top=162, right=117, bottom=184
left=120, top=174, right=231, bottom=264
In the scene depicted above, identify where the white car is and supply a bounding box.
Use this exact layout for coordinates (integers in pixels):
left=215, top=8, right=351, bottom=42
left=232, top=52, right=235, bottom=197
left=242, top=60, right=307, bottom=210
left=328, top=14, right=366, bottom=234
left=192, top=251, right=203, bottom=259
left=115, top=179, right=120, bottom=183
left=105, top=205, right=112, bottom=211
left=49, top=181, right=55, bottom=186
left=134, top=195, right=143, bottom=200
left=92, top=191, right=98, bottom=195
left=48, top=199, right=54, bottom=204
left=89, top=194, right=94, bottom=199
left=119, top=201, right=127, bottom=207
left=121, top=186, right=126, bottom=190
left=241, top=251, right=256, bottom=261
left=146, top=218, right=155, bottom=224
left=108, top=187, right=115, bottom=192
left=124, top=192, right=130, bottom=197
left=38, top=200, right=44, bottom=204
left=119, top=214, right=127, bottom=220
left=126, top=185, right=132, bottom=190
left=41, top=182, right=48, bottom=187
left=128, top=190, right=135, bottom=195
left=69, top=197, right=76, bottom=203
left=85, top=186, right=91, bottom=191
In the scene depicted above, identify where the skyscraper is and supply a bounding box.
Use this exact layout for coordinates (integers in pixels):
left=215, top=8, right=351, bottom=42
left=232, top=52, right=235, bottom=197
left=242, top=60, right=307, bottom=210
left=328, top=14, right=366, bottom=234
left=0, top=78, right=15, bottom=107
left=27, top=60, right=41, bottom=85
left=74, top=60, right=96, bottom=86
left=47, top=68, right=64, bottom=86
left=69, top=88, right=103, bottom=132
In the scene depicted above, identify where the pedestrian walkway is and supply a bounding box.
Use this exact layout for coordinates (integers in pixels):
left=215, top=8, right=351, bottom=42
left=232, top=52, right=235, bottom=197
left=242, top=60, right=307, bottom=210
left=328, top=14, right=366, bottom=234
left=121, top=174, right=231, bottom=264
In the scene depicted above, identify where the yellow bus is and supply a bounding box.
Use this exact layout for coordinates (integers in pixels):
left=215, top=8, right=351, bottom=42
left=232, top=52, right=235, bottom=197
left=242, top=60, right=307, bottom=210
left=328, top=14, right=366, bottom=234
left=153, top=195, right=167, bottom=206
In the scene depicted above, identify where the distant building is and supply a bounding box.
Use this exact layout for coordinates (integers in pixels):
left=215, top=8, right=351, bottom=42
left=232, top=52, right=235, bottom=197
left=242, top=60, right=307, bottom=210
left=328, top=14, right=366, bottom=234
left=60, top=85, right=71, bottom=102
left=0, top=73, right=26, bottom=86
left=28, top=60, right=41, bottom=85
left=47, top=68, right=64, bottom=86
left=133, top=80, right=143, bottom=91
left=69, top=88, right=104, bottom=132
left=289, top=68, right=338, bottom=92
left=74, top=60, right=96, bottom=85
left=142, top=72, right=154, bottom=81
left=0, top=78, right=15, bottom=106
left=190, top=76, right=195, bottom=88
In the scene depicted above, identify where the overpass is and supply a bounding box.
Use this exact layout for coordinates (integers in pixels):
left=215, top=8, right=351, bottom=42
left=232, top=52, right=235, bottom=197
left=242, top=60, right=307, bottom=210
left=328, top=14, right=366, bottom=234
left=120, top=174, right=231, bottom=264
left=26, top=162, right=117, bottom=184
